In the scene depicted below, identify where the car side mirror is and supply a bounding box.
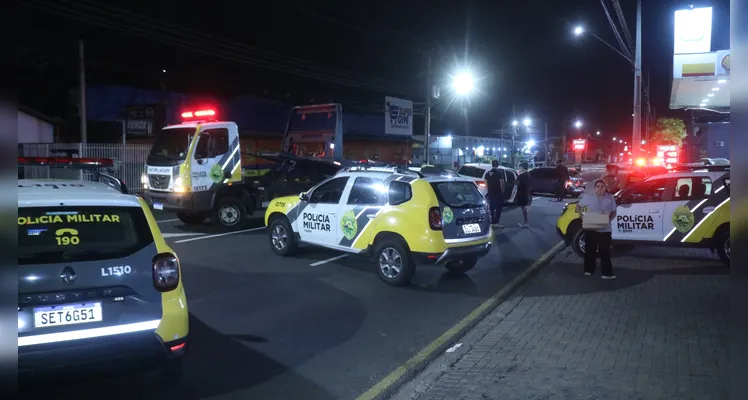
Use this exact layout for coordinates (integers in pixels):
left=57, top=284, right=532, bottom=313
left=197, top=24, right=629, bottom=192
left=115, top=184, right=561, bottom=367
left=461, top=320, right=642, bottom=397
left=300, top=192, right=310, bottom=202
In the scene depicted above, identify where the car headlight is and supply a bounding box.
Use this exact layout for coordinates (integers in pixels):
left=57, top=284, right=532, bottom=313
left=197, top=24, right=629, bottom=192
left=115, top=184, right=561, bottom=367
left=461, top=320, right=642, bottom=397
left=141, top=173, right=148, bottom=184
left=173, top=176, right=185, bottom=192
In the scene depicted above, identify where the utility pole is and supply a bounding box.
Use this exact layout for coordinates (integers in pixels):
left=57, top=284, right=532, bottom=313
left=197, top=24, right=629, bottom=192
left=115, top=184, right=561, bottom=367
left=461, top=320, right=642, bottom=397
left=78, top=39, right=88, bottom=143
left=544, top=122, right=549, bottom=165
left=424, top=50, right=432, bottom=164
left=631, top=0, right=642, bottom=161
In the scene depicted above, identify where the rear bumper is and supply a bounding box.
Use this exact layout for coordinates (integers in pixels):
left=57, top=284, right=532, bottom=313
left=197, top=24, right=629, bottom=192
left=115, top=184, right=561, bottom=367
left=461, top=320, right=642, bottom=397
left=19, top=330, right=187, bottom=375
left=413, top=241, right=492, bottom=265
left=143, top=190, right=212, bottom=213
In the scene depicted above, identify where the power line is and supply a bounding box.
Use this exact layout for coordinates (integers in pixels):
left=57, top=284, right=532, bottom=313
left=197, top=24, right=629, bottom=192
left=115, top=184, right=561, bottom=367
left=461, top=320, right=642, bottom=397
left=23, top=0, right=420, bottom=97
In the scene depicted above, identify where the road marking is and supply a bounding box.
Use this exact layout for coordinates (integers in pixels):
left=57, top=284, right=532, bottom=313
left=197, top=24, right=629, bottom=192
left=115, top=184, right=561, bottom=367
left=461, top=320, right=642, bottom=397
left=162, top=232, right=205, bottom=239
left=355, top=240, right=566, bottom=400
left=157, top=218, right=179, bottom=224
left=310, top=254, right=349, bottom=267
left=173, top=227, right=266, bottom=243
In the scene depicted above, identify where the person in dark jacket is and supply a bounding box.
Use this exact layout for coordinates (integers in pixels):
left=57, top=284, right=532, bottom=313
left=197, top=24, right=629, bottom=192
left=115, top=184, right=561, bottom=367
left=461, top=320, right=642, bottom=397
left=554, top=162, right=569, bottom=201
left=485, top=160, right=505, bottom=228
left=515, top=162, right=532, bottom=227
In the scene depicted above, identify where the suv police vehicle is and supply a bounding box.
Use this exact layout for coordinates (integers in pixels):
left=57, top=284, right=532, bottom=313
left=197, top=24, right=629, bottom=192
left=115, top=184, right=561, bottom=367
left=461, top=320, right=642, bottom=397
left=264, top=166, right=493, bottom=286
left=556, top=166, right=730, bottom=265
left=18, top=157, right=188, bottom=385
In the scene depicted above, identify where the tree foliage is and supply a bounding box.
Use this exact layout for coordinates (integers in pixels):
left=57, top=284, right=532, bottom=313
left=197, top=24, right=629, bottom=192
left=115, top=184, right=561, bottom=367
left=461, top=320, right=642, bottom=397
left=652, top=117, right=687, bottom=146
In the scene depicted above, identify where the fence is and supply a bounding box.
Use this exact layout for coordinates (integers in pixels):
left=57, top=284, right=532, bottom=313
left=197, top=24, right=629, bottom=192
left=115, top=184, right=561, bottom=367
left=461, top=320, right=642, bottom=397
left=18, top=143, right=152, bottom=193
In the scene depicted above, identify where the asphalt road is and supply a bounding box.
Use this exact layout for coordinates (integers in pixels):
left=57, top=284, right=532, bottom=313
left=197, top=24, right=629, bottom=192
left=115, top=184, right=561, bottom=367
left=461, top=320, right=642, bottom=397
left=22, top=195, right=569, bottom=400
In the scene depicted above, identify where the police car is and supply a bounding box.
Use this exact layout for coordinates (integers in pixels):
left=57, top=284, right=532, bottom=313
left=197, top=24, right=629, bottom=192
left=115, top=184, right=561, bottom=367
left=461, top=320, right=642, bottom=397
left=264, top=166, right=493, bottom=286
left=18, top=157, right=188, bottom=384
left=556, top=166, right=730, bottom=265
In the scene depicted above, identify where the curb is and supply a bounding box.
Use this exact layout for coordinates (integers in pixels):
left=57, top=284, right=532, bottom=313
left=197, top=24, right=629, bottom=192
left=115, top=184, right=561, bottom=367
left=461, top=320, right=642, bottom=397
left=356, top=240, right=568, bottom=400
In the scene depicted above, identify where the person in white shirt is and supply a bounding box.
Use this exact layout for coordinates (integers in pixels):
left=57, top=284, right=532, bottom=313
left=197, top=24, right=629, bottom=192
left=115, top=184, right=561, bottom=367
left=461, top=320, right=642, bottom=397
left=575, top=179, right=618, bottom=279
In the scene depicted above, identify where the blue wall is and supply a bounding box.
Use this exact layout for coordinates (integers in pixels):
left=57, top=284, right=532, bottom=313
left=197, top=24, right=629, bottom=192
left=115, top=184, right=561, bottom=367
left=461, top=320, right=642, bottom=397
left=685, top=122, right=729, bottom=161
left=85, top=86, right=388, bottom=136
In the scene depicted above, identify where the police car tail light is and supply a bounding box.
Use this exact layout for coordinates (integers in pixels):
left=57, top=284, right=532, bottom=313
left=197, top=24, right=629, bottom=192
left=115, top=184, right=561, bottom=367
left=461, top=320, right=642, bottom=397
left=152, top=253, right=180, bottom=292
left=429, top=207, right=442, bottom=230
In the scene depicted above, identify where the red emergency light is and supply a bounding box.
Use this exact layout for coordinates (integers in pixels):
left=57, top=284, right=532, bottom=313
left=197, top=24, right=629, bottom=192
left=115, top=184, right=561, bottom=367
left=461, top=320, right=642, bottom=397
left=180, top=109, right=216, bottom=120
left=18, top=157, right=114, bottom=166
left=572, top=139, right=586, bottom=150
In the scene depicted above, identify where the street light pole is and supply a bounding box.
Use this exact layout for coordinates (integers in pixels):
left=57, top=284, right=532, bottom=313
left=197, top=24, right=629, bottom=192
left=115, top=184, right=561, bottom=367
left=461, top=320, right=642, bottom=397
left=424, top=50, right=432, bottom=163
left=631, top=0, right=642, bottom=162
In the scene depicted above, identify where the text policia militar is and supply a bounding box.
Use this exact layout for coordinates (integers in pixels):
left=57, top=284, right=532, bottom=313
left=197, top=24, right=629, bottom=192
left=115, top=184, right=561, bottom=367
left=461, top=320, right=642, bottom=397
left=616, top=214, right=655, bottom=233
left=18, top=214, right=122, bottom=225
left=303, top=212, right=332, bottom=231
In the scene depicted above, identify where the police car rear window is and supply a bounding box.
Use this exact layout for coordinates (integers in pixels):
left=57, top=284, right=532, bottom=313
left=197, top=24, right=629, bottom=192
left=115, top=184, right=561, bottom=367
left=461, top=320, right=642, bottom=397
left=18, top=206, right=154, bottom=265
left=431, top=181, right=484, bottom=208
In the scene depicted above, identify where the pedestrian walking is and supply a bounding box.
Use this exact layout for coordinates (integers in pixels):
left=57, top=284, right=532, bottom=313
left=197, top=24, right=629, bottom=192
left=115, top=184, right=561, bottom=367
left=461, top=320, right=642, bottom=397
left=554, top=162, right=569, bottom=201
left=575, top=179, right=617, bottom=279
left=485, top=160, right=505, bottom=228
left=515, top=162, right=532, bottom=228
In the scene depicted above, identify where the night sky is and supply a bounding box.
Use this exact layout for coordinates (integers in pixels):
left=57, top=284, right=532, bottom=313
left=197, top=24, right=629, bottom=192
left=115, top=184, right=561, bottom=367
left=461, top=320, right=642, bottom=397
left=17, top=0, right=730, bottom=147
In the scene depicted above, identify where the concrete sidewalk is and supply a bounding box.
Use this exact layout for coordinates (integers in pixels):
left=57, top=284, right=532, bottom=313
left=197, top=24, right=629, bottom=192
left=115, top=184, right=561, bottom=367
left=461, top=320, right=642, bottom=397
left=392, top=247, right=729, bottom=400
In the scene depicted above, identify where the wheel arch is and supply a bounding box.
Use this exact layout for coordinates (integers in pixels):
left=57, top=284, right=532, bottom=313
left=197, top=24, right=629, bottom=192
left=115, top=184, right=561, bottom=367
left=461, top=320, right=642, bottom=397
left=370, top=231, right=410, bottom=253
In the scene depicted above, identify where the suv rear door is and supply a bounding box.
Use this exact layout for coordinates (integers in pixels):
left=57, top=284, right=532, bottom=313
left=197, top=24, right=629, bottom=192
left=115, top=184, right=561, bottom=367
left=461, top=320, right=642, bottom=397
left=430, top=180, right=490, bottom=242
left=18, top=205, right=161, bottom=347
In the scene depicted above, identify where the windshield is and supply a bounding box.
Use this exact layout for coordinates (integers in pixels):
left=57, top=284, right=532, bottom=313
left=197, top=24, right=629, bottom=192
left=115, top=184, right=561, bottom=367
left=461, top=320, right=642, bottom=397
left=18, top=206, right=154, bottom=265
left=456, top=166, right=486, bottom=179
left=431, top=181, right=484, bottom=207
left=148, top=127, right=197, bottom=162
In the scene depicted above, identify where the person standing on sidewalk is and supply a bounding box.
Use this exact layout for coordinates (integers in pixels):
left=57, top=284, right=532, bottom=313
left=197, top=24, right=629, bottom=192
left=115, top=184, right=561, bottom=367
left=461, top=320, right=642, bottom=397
left=485, top=159, right=505, bottom=228
left=515, top=162, right=532, bottom=228
left=575, top=179, right=617, bottom=279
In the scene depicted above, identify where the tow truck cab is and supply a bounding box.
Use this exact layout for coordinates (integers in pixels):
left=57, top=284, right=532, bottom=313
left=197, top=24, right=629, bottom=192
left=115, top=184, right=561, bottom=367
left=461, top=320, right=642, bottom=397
left=141, top=108, right=252, bottom=228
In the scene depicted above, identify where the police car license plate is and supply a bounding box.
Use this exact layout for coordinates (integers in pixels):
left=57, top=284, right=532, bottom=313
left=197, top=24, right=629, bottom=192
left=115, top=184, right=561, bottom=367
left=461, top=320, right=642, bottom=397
left=153, top=202, right=164, bottom=210
left=462, top=224, right=481, bottom=234
left=34, top=302, right=103, bottom=328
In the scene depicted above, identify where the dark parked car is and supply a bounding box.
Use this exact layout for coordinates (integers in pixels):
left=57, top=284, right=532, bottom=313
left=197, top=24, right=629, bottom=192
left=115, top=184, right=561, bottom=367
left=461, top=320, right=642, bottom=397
left=529, top=167, right=584, bottom=198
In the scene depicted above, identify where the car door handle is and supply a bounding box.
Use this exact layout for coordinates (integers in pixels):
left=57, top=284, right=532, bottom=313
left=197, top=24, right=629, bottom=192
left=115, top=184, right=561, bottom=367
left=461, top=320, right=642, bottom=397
left=649, top=209, right=659, bottom=213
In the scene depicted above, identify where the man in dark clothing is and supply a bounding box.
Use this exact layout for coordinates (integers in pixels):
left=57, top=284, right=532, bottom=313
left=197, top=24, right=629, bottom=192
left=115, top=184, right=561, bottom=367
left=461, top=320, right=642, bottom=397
left=485, top=160, right=505, bottom=228
left=554, top=163, right=569, bottom=201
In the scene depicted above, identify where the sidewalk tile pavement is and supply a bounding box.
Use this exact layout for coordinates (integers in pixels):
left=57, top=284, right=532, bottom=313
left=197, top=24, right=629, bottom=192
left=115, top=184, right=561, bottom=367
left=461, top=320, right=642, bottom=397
left=396, top=247, right=729, bottom=400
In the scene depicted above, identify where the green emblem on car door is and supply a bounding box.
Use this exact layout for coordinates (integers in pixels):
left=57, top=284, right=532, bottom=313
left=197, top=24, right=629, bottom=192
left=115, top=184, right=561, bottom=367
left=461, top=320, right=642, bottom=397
left=341, top=210, right=358, bottom=241
left=672, top=205, right=695, bottom=233
left=443, top=206, right=454, bottom=224
left=210, top=164, right=224, bottom=184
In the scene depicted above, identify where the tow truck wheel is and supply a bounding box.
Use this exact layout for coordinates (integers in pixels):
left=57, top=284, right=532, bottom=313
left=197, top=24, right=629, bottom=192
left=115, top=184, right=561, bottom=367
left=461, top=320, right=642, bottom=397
left=445, top=257, right=478, bottom=274
left=212, top=197, right=248, bottom=230
left=176, top=212, right=205, bottom=225
left=374, top=239, right=415, bottom=287
left=268, top=217, right=298, bottom=256
left=716, top=230, right=730, bottom=266
left=570, top=225, right=586, bottom=258
left=158, top=358, right=183, bottom=386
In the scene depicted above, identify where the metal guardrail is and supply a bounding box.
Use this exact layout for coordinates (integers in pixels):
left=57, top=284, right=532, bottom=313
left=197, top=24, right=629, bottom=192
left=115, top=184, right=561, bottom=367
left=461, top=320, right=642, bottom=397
left=18, top=143, right=152, bottom=193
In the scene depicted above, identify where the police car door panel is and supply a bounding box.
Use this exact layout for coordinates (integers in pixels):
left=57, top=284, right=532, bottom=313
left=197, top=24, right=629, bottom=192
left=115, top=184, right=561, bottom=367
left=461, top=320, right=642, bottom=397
left=612, top=179, right=667, bottom=241
left=190, top=134, right=213, bottom=192
left=337, top=177, right=386, bottom=249
left=298, top=177, right=349, bottom=246
left=191, top=128, right=233, bottom=192
left=662, top=176, right=714, bottom=242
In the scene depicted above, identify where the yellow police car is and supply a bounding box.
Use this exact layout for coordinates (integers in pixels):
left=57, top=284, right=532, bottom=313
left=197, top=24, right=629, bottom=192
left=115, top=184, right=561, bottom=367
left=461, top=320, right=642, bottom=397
left=556, top=167, right=730, bottom=265
left=264, top=166, right=493, bottom=286
left=18, top=157, right=188, bottom=385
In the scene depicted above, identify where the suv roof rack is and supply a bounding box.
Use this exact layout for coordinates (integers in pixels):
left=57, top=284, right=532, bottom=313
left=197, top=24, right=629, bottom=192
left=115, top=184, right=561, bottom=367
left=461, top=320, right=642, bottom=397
left=18, top=156, right=129, bottom=194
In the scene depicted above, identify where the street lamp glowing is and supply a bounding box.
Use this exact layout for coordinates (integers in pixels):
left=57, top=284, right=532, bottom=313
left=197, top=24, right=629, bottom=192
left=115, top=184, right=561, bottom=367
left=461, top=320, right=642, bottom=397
left=596, top=130, right=600, bottom=135
left=452, top=71, right=475, bottom=96
left=526, top=139, right=536, bottom=148
left=523, top=118, right=531, bottom=127
left=511, top=120, right=519, bottom=127
left=574, top=120, right=582, bottom=129
left=612, top=137, right=616, bottom=140
left=573, top=26, right=584, bottom=36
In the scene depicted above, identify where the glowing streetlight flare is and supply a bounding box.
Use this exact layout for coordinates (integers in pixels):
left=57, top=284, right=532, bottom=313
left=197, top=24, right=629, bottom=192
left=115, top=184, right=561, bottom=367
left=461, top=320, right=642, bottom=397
left=596, top=130, right=600, bottom=135
left=573, top=26, right=584, bottom=36
left=526, top=139, right=536, bottom=148
left=452, top=71, right=475, bottom=96
left=511, top=120, right=519, bottom=127
left=523, top=118, right=531, bottom=127
left=574, top=120, right=582, bottom=128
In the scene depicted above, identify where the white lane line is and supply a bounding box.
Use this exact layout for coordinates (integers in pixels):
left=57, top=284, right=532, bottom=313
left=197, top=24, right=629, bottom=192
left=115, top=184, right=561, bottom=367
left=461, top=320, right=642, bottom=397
left=162, top=232, right=205, bottom=239
left=174, top=227, right=266, bottom=243
left=310, top=255, right=349, bottom=267
left=157, top=218, right=179, bottom=224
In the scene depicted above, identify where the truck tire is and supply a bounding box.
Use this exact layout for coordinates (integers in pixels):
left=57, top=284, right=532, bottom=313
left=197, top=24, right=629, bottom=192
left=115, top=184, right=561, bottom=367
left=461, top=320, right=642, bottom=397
left=176, top=212, right=205, bottom=225
left=268, top=216, right=298, bottom=256
left=374, top=239, right=415, bottom=287
left=445, top=257, right=478, bottom=274
left=212, top=197, right=248, bottom=230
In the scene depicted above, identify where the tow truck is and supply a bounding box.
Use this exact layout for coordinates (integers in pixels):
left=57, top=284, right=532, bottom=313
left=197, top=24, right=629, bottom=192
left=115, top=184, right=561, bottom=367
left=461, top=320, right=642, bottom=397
left=141, top=104, right=346, bottom=229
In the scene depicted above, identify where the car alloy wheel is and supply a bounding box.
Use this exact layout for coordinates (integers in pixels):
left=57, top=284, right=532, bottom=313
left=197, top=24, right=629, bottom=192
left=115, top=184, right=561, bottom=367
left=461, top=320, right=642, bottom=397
left=379, top=247, right=403, bottom=279
left=271, top=224, right=288, bottom=251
